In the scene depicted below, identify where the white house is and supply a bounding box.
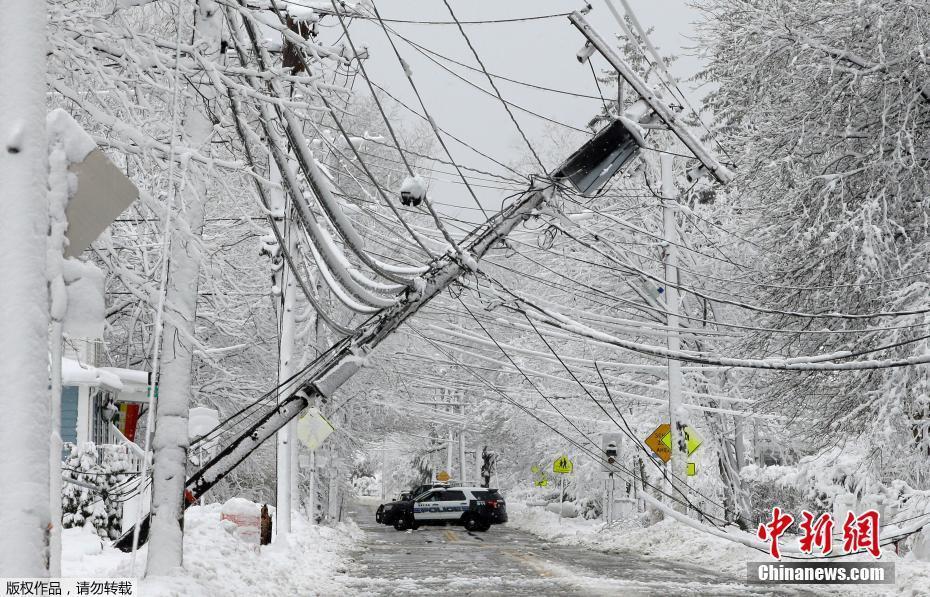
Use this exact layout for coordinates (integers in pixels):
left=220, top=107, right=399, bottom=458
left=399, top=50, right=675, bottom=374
left=61, top=348, right=151, bottom=450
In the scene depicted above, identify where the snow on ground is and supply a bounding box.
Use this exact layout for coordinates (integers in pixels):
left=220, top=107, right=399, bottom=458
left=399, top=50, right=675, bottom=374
left=508, top=501, right=930, bottom=597
left=62, top=502, right=361, bottom=596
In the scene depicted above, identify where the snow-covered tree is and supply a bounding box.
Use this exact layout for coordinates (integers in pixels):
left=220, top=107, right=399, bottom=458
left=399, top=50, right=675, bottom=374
left=697, top=0, right=930, bottom=490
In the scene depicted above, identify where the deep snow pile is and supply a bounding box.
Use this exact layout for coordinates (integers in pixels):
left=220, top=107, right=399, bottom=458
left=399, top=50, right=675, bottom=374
left=62, top=501, right=362, bottom=596
left=509, top=501, right=930, bottom=596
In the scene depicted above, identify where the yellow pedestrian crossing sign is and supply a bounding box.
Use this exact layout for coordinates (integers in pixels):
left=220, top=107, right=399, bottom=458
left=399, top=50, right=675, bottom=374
left=553, top=455, right=573, bottom=474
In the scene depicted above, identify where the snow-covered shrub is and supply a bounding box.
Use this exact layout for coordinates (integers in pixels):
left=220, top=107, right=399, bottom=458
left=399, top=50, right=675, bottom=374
left=741, top=465, right=823, bottom=529
left=61, top=442, right=135, bottom=540
left=577, top=495, right=602, bottom=520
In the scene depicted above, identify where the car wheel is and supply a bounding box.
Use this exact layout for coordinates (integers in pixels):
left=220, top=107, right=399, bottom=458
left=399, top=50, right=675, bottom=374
left=462, top=513, right=481, bottom=532
left=393, top=515, right=411, bottom=531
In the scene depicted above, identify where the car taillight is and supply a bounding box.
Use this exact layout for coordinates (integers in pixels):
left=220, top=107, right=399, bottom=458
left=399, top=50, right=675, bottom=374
left=487, top=499, right=498, bottom=508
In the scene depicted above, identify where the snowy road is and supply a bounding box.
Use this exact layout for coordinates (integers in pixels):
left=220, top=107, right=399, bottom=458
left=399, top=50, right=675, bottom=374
left=339, top=502, right=813, bottom=596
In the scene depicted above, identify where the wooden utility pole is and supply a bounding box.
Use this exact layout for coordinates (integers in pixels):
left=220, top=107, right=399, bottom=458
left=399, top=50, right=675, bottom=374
left=568, top=10, right=735, bottom=517
left=458, top=429, right=467, bottom=485
left=116, top=59, right=657, bottom=548
left=661, top=154, right=688, bottom=511
left=0, top=0, right=50, bottom=577
left=568, top=11, right=733, bottom=185
left=446, top=429, right=454, bottom=478
left=270, top=159, right=298, bottom=535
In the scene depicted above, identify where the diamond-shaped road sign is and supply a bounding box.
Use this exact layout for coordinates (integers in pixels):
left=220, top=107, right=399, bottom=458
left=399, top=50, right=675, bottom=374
left=644, top=423, right=671, bottom=462
left=645, top=423, right=703, bottom=463
left=662, top=425, right=703, bottom=456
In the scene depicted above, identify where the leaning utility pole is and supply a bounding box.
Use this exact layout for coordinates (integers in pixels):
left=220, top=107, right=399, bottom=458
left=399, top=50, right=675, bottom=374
left=0, top=0, right=50, bottom=577
left=568, top=10, right=734, bottom=519
left=568, top=11, right=734, bottom=185
left=661, top=154, right=688, bottom=510
left=185, top=177, right=561, bottom=499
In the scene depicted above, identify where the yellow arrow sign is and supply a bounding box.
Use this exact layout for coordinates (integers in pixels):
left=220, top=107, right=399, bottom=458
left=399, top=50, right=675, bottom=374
left=661, top=425, right=703, bottom=455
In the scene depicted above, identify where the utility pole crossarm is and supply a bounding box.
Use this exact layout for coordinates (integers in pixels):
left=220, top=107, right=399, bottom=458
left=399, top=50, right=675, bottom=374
left=568, top=11, right=735, bottom=185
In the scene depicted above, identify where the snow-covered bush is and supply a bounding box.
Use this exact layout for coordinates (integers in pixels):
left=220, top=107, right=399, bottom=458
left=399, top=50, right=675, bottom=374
left=61, top=443, right=135, bottom=540
left=577, top=495, right=602, bottom=520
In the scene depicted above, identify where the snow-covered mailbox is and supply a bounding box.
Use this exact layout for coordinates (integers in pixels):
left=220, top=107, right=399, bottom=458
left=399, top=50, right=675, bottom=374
left=221, top=498, right=263, bottom=548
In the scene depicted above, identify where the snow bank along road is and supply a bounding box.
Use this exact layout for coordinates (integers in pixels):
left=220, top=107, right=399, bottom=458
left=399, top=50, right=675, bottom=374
left=339, top=502, right=814, bottom=596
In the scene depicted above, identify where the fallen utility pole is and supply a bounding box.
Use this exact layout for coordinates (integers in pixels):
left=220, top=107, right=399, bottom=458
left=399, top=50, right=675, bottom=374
left=180, top=98, right=650, bottom=503
left=114, top=109, right=648, bottom=551
left=184, top=177, right=557, bottom=500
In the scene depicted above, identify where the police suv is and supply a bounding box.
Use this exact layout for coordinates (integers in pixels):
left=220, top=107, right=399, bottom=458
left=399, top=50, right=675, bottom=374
left=378, top=486, right=507, bottom=532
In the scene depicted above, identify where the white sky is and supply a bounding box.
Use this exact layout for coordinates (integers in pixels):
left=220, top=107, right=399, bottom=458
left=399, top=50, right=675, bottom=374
left=319, top=1, right=705, bottom=222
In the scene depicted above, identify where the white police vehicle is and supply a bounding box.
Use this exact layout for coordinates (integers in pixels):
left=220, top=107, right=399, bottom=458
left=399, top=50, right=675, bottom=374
left=378, top=486, right=507, bottom=532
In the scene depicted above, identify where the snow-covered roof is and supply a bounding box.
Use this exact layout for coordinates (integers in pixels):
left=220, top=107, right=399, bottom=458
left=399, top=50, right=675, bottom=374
left=62, top=357, right=123, bottom=390
left=62, top=359, right=149, bottom=400
left=98, top=366, right=149, bottom=388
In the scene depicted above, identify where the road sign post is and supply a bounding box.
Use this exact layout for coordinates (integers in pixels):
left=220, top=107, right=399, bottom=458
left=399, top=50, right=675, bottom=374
left=552, top=456, right=574, bottom=519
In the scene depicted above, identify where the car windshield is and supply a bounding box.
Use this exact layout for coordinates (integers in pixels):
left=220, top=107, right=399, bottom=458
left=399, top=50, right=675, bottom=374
left=471, top=490, right=503, bottom=500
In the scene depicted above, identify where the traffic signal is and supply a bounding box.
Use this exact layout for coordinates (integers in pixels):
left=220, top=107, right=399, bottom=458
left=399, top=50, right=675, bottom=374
left=605, top=441, right=618, bottom=465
